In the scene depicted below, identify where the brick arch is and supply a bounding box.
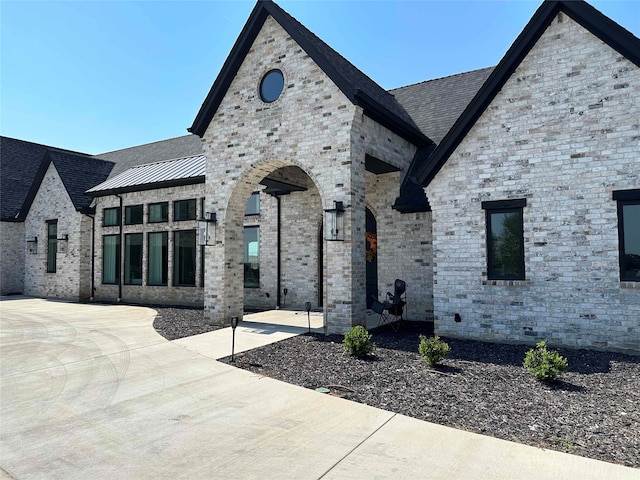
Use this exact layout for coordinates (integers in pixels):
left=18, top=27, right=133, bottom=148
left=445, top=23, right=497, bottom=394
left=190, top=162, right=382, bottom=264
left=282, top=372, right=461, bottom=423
left=208, top=158, right=329, bottom=328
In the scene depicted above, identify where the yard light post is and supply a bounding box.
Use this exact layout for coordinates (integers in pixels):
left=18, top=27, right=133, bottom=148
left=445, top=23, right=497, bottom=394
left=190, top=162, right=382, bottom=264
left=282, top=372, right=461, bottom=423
left=305, top=302, right=312, bottom=333
left=230, top=316, right=239, bottom=362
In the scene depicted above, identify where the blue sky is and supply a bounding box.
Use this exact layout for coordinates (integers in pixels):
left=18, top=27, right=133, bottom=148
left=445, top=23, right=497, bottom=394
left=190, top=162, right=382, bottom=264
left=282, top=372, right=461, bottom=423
left=1, top=1, right=638, bottom=154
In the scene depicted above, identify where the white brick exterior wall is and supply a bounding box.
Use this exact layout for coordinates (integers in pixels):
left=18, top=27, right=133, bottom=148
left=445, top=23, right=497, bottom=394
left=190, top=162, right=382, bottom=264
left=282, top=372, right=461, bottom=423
left=0, top=221, right=25, bottom=295
left=23, top=164, right=91, bottom=300
left=426, top=13, right=640, bottom=353
left=202, top=16, right=421, bottom=332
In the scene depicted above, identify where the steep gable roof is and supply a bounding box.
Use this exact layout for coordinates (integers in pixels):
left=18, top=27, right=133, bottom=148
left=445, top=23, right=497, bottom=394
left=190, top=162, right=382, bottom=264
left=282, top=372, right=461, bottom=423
left=390, top=67, right=494, bottom=145
left=189, top=0, right=431, bottom=146
left=0, top=136, right=113, bottom=221
left=416, top=0, right=640, bottom=187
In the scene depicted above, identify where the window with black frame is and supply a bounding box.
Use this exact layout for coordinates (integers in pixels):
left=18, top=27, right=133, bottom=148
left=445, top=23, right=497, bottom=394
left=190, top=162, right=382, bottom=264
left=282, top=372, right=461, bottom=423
left=102, top=234, right=120, bottom=284
left=148, top=232, right=168, bottom=286
left=46, top=220, right=57, bottom=273
left=245, top=192, right=260, bottom=216
left=148, top=202, right=168, bottom=223
left=124, top=233, right=143, bottom=285
left=243, top=226, right=259, bottom=288
left=174, top=199, right=197, bottom=221
left=125, top=205, right=143, bottom=225
left=174, top=230, right=196, bottom=286
left=482, top=199, right=526, bottom=280
left=103, top=207, right=121, bottom=226
left=614, top=190, right=640, bottom=281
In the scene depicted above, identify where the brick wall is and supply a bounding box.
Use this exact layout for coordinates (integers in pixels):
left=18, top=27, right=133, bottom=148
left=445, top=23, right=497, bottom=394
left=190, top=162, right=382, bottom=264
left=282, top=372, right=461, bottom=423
left=0, top=221, right=25, bottom=295
left=23, top=164, right=89, bottom=300
left=426, top=13, right=640, bottom=353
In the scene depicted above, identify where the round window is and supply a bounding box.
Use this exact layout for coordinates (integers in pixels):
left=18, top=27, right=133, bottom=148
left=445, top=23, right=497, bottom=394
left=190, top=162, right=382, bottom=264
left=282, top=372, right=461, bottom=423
left=260, top=70, right=284, bottom=103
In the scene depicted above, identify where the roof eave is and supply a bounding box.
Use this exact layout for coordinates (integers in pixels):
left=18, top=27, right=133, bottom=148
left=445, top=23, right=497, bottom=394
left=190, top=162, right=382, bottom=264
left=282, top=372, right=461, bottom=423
left=87, top=176, right=206, bottom=197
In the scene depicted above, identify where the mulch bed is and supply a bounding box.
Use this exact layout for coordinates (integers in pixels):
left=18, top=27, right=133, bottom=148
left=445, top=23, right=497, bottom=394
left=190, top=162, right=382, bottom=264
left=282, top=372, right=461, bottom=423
left=152, top=311, right=639, bottom=468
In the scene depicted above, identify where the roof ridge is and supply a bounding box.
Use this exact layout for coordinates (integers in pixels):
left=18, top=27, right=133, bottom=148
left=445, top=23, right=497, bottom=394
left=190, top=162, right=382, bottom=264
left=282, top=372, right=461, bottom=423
left=389, top=66, right=495, bottom=93
left=0, top=135, right=91, bottom=156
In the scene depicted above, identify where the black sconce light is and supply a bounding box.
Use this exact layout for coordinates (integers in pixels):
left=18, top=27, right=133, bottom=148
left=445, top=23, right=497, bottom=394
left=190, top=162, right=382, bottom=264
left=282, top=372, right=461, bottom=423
left=324, top=201, right=345, bottom=241
left=57, top=234, right=69, bottom=253
left=27, top=236, right=38, bottom=254
left=198, top=212, right=217, bottom=246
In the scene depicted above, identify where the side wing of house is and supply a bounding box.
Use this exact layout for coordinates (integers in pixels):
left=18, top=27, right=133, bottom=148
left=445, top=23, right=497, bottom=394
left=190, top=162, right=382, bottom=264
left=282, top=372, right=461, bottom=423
left=424, top=3, right=639, bottom=352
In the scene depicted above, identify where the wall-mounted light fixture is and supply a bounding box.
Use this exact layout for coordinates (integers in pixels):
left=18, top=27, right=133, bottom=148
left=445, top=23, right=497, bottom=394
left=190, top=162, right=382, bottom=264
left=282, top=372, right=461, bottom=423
left=57, top=234, right=69, bottom=253
left=198, top=212, right=217, bottom=246
left=324, top=201, right=345, bottom=241
left=27, top=236, right=38, bottom=254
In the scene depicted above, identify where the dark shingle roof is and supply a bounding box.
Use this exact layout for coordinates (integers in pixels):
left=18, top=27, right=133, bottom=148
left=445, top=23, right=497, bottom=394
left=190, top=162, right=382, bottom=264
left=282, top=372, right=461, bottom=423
left=390, top=67, right=494, bottom=144
left=95, top=134, right=203, bottom=178
left=190, top=1, right=430, bottom=146
left=0, top=137, right=113, bottom=221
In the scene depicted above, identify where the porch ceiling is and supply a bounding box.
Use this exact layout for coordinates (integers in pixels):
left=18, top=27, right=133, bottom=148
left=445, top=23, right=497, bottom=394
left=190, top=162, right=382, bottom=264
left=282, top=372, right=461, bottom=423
left=365, top=154, right=400, bottom=175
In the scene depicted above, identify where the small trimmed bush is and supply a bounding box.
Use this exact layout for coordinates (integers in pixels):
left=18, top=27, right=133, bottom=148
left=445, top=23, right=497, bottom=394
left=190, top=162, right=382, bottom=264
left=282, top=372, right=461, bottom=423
left=418, top=335, right=450, bottom=366
left=523, top=341, right=568, bottom=382
left=343, top=326, right=376, bottom=358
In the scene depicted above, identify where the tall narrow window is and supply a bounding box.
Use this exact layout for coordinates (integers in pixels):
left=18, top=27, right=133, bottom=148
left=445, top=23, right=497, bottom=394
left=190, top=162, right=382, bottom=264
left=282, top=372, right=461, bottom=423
left=174, top=230, right=196, bottom=286
left=244, top=226, right=260, bottom=288
left=174, top=199, right=197, bottom=221
left=124, top=233, right=143, bottom=285
left=149, top=202, right=168, bottom=223
left=482, top=199, right=526, bottom=280
left=46, top=220, right=57, bottom=273
left=614, top=190, right=640, bottom=281
left=245, top=192, right=260, bottom=216
left=125, top=205, right=143, bottom=225
left=148, top=232, right=168, bottom=286
left=103, top=235, right=120, bottom=284
left=103, top=207, right=121, bottom=226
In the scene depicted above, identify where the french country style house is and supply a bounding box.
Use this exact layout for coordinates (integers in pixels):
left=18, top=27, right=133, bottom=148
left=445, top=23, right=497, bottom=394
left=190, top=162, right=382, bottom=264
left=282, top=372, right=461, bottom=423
left=1, top=0, right=638, bottom=353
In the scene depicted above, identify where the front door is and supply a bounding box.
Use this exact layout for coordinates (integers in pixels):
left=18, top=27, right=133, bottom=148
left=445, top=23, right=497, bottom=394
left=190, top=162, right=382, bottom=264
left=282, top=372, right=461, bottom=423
left=365, top=208, right=378, bottom=308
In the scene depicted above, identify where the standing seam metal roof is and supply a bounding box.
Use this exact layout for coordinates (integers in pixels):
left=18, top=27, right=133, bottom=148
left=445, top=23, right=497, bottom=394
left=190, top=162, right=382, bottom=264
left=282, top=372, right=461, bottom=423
left=87, top=154, right=206, bottom=194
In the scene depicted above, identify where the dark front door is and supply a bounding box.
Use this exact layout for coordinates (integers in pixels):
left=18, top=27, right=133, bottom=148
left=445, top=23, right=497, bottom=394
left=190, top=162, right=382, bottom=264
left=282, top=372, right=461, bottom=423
left=366, top=208, right=378, bottom=308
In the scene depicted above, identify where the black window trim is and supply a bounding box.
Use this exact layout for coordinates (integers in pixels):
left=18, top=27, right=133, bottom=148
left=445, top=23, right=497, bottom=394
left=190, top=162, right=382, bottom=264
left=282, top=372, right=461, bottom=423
left=245, top=192, right=260, bottom=216
left=173, top=199, right=197, bottom=222
left=102, top=234, right=121, bottom=285
left=124, top=204, right=144, bottom=225
left=124, top=232, right=143, bottom=286
left=148, top=202, right=169, bottom=224
left=616, top=195, right=640, bottom=282
left=483, top=199, right=526, bottom=281
left=147, top=231, right=168, bottom=286
left=46, top=219, right=58, bottom=273
left=173, top=229, right=197, bottom=287
left=103, top=206, right=121, bottom=227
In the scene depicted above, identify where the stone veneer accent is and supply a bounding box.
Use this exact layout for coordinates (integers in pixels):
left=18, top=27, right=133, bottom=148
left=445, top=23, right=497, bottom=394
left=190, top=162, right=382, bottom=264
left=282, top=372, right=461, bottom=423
left=23, top=164, right=92, bottom=300
left=93, top=183, right=205, bottom=306
left=426, top=13, right=639, bottom=353
left=202, top=16, right=419, bottom=332
left=0, top=221, right=25, bottom=295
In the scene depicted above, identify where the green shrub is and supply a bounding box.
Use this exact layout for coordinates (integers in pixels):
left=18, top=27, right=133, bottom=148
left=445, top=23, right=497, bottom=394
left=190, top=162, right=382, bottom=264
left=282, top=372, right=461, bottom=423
left=523, top=341, right=568, bottom=382
left=343, top=326, right=376, bottom=358
left=418, top=335, right=450, bottom=366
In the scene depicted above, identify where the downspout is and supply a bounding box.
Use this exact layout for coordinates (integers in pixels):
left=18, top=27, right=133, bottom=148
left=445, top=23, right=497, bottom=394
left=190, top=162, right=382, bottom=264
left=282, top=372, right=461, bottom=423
left=84, top=211, right=96, bottom=301
left=115, top=194, right=123, bottom=301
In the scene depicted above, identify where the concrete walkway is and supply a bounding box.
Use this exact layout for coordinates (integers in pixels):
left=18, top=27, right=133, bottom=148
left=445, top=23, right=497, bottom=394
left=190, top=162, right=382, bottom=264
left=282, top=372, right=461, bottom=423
left=1, top=298, right=638, bottom=480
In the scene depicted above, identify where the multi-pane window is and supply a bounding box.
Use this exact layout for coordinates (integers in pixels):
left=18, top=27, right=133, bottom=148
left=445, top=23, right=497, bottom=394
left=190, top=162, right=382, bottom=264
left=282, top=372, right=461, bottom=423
left=174, top=199, right=197, bottom=221
left=103, top=207, right=121, bottom=226
left=244, top=226, right=259, bottom=288
left=614, top=190, right=640, bottom=281
left=125, top=205, right=143, bottom=225
left=148, top=232, right=168, bottom=286
left=245, top=192, right=260, bottom=216
left=124, top=233, right=143, bottom=285
left=174, top=230, right=196, bottom=286
left=102, top=234, right=120, bottom=284
left=149, top=202, right=168, bottom=223
left=482, top=199, right=526, bottom=280
left=46, top=220, right=57, bottom=273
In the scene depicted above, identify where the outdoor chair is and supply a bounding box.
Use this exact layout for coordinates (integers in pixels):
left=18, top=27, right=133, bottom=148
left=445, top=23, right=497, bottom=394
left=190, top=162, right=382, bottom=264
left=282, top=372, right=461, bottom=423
left=371, top=279, right=406, bottom=331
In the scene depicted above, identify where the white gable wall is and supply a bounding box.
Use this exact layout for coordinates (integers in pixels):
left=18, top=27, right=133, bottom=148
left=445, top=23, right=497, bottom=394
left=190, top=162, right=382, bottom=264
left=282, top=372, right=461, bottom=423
left=426, top=13, right=639, bottom=353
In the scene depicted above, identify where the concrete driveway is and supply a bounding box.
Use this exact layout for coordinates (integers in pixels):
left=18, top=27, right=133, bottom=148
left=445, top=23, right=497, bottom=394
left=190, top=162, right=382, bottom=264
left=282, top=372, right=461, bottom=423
left=1, top=298, right=638, bottom=480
